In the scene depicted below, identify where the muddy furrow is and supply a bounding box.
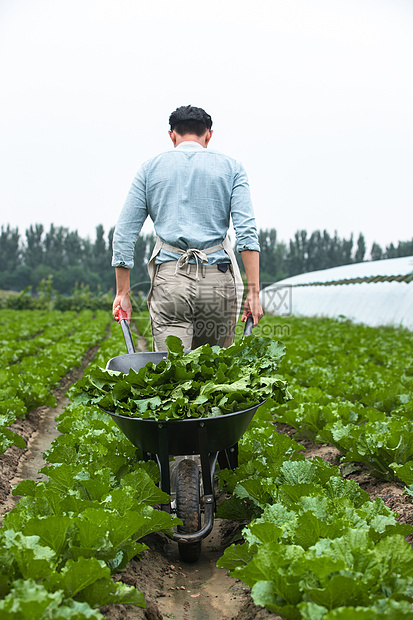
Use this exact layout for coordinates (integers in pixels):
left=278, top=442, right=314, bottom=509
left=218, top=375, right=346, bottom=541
left=102, top=521, right=279, bottom=620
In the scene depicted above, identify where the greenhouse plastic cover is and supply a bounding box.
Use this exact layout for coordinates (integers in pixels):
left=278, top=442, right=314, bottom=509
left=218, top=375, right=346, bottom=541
left=260, top=256, right=413, bottom=330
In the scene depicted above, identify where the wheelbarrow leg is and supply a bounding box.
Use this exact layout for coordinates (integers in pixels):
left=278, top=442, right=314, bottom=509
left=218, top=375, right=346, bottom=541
left=218, top=442, right=239, bottom=470
left=198, top=423, right=215, bottom=502
left=156, top=423, right=171, bottom=513
left=197, top=423, right=216, bottom=539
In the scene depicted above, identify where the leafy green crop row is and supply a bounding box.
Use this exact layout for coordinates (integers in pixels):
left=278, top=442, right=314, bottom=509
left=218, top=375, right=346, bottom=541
left=0, top=310, right=111, bottom=455
left=0, top=309, right=54, bottom=344
left=0, top=323, right=179, bottom=618
left=253, top=316, right=413, bottom=490
left=0, top=310, right=89, bottom=365
left=217, top=402, right=413, bottom=619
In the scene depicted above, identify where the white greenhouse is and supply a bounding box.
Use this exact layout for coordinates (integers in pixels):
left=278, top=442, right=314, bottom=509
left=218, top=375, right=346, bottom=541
left=260, top=256, right=413, bottom=330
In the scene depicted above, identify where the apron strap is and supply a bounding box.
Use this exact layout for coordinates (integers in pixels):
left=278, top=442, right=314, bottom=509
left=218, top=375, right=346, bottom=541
left=160, top=240, right=224, bottom=257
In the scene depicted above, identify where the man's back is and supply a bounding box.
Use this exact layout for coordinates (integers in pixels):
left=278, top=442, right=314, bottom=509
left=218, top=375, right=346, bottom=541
left=115, top=140, right=258, bottom=266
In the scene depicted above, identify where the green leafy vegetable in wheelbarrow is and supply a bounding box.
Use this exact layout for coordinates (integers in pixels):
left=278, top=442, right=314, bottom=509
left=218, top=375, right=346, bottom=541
left=69, top=335, right=291, bottom=420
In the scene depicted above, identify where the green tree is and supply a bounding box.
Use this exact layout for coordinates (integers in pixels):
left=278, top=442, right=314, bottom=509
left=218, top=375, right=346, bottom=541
left=286, top=230, right=307, bottom=276
left=385, top=243, right=397, bottom=259
left=258, top=228, right=277, bottom=275
left=355, top=233, right=366, bottom=263
left=341, top=233, right=353, bottom=265
left=64, top=230, right=84, bottom=266
left=92, top=224, right=108, bottom=274
left=23, top=224, right=44, bottom=268
left=43, top=224, right=68, bottom=270
left=0, top=225, right=20, bottom=289
left=257, top=229, right=287, bottom=286
left=131, top=233, right=155, bottom=294
left=0, top=225, right=20, bottom=271
left=390, top=239, right=413, bottom=258
left=370, top=242, right=383, bottom=261
left=326, top=231, right=342, bottom=267
left=306, top=230, right=325, bottom=272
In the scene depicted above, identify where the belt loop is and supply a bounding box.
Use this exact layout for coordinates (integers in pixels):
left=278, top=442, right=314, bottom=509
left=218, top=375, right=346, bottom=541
left=202, top=264, right=206, bottom=278
left=187, top=263, right=191, bottom=275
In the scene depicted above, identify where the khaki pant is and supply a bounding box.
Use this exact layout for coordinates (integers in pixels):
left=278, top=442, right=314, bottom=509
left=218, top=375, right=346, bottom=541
left=150, top=262, right=237, bottom=351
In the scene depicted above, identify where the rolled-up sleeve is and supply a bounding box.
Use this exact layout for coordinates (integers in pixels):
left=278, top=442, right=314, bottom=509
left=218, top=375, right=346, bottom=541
left=230, top=163, right=260, bottom=253
left=112, top=165, right=148, bottom=269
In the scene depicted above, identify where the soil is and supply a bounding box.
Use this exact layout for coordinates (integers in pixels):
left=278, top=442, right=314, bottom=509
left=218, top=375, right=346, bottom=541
left=1, top=354, right=412, bottom=619
left=101, top=522, right=279, bottom=620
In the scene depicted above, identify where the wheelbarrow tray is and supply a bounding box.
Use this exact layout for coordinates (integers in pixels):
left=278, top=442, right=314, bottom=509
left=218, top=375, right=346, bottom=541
left=103, top=402, right=261, bottom=456
left=104, top=350, right=263, bottom=455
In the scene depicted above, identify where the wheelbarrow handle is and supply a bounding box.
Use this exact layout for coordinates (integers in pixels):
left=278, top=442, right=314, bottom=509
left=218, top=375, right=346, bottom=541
left=243, top=313, right=254, bottom=337
left=117, top=309, right=136, bottom=354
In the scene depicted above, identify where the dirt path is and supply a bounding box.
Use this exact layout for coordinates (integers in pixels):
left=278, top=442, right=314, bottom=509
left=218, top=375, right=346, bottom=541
left=102, top=521, right=279, bottom=620
left=155, top=521, right=278, bottom=620
left=0, top=395, right=69, bottom=518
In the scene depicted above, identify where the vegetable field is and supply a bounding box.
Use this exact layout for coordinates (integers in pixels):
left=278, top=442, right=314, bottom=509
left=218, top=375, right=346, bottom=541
left=0, top=310, right=111, bottom=455
left=0, top=310, right=412, bottom=619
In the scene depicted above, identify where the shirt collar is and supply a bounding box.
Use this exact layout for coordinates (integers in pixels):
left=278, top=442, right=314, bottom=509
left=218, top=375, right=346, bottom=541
left=175, top=141, right=205, bottom=150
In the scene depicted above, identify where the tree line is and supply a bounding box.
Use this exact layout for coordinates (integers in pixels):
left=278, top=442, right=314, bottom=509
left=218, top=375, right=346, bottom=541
left=254, top=229, right=413, bottom=285
left=0, top=224, right=412, bottom=295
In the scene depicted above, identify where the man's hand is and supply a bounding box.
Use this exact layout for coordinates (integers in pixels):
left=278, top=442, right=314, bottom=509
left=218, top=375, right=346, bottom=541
left=112, top=295, right=132, bottom=322
left=241, top=291, right=263, bottom=327
left=113, top=266, right=132, bottom=322
left=239, top=250, right=263, bottom=327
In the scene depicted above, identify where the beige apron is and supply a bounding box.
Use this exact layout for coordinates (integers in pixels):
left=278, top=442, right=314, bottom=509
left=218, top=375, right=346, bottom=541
left=147, top=235, right=244, bottom=319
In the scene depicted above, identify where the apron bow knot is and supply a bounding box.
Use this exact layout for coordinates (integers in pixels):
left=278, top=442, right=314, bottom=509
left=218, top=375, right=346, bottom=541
left=175, top=248, right=209, bottom=281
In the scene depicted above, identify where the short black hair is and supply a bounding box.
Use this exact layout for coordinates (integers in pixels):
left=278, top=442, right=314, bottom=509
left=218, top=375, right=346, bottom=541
left=169, top=105, right=212, bottom=136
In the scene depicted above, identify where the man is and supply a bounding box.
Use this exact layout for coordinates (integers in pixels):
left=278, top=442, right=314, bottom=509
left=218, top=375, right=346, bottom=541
left=112, top=105, right=263, bottom=351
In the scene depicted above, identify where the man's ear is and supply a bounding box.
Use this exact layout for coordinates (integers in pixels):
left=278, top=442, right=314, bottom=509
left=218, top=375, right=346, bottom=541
left=205, top=130, right=213, bottom=146
left=169, top=130, right=177, bottom=146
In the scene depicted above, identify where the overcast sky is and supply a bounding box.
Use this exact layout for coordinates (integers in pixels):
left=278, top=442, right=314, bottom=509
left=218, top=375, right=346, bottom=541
left=1, top=0, right=412, bottom=255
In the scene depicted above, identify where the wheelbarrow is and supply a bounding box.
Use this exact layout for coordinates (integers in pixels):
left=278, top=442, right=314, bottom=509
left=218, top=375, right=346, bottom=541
left=103, top=310, right=263, bottom=562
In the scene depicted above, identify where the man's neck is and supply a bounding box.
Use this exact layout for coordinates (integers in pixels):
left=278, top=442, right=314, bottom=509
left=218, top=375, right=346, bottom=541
left=175, top=134, right=206, bottom=147
left=169, top=129, right=213, bottom=148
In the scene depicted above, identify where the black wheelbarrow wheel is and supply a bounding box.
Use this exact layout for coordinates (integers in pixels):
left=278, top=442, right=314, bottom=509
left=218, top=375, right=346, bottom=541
left=176, top=459, right=202, bottom=563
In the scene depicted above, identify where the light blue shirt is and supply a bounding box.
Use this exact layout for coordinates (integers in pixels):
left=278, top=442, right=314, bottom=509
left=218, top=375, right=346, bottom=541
left=112, top=141, right=260, bottom=268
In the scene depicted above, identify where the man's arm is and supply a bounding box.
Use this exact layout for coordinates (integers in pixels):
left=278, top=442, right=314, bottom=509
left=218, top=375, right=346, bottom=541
left=230, top=163, right=263, bottom=326
left=240, top=250, right=263, bottom=326
left=112, top=267, right=133, bottom=322
left=111, top=165, right=148, bottom=322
